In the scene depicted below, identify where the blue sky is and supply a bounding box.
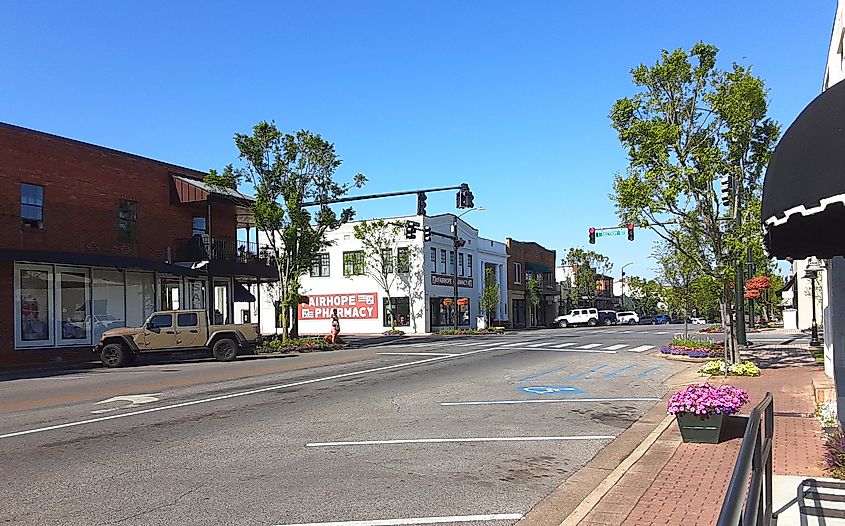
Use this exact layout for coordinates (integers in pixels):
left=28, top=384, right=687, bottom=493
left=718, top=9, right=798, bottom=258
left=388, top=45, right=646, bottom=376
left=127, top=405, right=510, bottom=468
left=1, top=1, right=835, bottom=278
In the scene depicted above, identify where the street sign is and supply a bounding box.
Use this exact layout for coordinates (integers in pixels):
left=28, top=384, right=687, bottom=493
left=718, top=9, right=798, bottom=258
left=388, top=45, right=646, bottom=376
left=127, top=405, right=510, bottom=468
left=518, top=385, right=585, bottom=395
left=595, top=230, right=624, bottom=237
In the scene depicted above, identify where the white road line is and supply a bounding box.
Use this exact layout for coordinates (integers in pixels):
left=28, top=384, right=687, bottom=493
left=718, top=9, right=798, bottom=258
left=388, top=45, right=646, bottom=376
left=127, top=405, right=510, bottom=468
left=0, top=346, right=507, bottom=441
left=454, top=341, right=488, bottom=347
left=655, top=331, right=668, bottom=335
left=305, top=435, right=614, bottom=447
left=378, top=352, right=457, bottom=357
left=527, top=342, right=551, bottom=348
left=441, top=397, right=661, bottom=406
left=580, top=343, right=602, bottom=349
left=628, top=345, right=653, bottom=353
left=273, top=514, right=524, bottom=526
left=504, top=342, right=526, bottom=347
left=605, top=344, right=627, bottom=350
left=552, top=342, right=576, bottom=348
left=523, top=348, right=617, bottom=354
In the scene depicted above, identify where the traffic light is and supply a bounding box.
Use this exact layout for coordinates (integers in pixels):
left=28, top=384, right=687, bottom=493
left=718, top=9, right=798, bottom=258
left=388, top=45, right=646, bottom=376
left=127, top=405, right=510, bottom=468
left=627, top=224, right=634, bottom=241
left=589, top=227, right=596, bottom=244
left=423, top=225, right=432, bottom=242
left=417, top=192, right=427, bottom=216
left=456, top=183, right=474, bottom=209
left=404, top=220, right=419, bottom=239
left=720, top=176, right=732, bottom=207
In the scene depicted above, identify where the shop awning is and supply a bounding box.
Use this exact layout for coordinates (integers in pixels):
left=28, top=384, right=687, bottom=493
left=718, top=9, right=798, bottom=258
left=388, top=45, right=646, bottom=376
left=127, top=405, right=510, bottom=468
left=777, top=274, right=796, bottom=294
left=172, top=175, right=256, bottom=228
left=525, top=262, right=552, bottom=273
left=1, top=250, right=202, bottom=276
left=762, top=79, right=845, bottom=259
left=234, top=283, right=257, bottom=302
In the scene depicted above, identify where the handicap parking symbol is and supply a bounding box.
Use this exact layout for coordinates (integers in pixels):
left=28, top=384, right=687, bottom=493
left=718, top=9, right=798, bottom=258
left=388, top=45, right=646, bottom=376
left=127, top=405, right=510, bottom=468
left=519, top=385, right=585, bottom=395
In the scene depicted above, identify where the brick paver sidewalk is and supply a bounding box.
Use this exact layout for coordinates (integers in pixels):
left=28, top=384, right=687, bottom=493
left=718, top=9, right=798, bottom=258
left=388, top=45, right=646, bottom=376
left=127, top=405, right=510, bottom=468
left=575, top=345, right=828, bottom=526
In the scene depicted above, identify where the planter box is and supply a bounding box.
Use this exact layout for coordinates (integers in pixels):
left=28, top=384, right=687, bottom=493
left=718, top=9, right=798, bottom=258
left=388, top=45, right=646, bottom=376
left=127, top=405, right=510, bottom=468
left=676, top=412, right=724, bottom=444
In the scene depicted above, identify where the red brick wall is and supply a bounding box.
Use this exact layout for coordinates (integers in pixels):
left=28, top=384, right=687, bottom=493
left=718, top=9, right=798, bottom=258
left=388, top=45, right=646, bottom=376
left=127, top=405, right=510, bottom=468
left=505, top=239, right=557, bottom=291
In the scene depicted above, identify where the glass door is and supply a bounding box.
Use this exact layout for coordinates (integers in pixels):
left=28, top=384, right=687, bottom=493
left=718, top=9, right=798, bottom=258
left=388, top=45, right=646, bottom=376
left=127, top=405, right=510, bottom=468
left=213, top=280, right=230, bottom=324
left=160, top=278, right=182, bottom=310
left=56, top=267, right=91, bottom=346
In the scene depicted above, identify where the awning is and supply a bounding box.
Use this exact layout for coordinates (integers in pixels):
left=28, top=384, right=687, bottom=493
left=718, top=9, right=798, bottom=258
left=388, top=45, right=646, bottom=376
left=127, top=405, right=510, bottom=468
left=233, top=283, right=257, bottom=302
left=172, top=175, right=256, bottom=228
left=1, top=250, right=202, bottom=276
left=762, top=79, right=845, bottom=259
left=525, top=262, right=552, bottom=273
left=777, top=274, right=796, bottom=294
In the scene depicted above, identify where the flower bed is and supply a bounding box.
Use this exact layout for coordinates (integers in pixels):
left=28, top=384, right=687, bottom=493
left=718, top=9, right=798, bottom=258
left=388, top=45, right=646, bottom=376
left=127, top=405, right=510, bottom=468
left=668, top=383, right=749, bottom=416
left=437, top=327, right=505, bottom=335
left=698, top=359, right=761, bottom=377
left=382, top=329, right=405, bottom=336
left=659, top=337, right=722, bottom=358
left=257, top=337, right=345, bottom=354
left=700, top=324, right=760, bottom=334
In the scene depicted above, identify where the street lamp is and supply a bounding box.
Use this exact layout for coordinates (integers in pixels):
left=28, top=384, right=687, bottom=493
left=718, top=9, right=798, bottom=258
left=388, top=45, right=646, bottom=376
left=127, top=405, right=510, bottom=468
left=803, top=257, right=824, bottom=347
left=452, top=207, right=485, bottom=329
left=621, top=262, right=633, bottom=310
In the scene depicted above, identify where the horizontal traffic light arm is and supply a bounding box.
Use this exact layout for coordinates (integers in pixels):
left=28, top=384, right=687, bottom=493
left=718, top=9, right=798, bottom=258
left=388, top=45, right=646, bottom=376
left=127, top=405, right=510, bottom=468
left=302, top=184, right=468, bottom=207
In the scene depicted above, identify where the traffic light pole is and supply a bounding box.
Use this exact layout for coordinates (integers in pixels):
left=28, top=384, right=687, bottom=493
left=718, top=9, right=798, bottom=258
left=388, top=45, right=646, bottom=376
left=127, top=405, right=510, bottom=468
left=301, top=184, right=469, bottom=207
left=453, top=215, right=459, bottom=330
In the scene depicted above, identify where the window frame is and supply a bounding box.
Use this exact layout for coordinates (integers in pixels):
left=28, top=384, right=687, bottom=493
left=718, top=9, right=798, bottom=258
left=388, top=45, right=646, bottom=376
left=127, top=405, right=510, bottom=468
left=514, top=263, right=523, bottom=284
left=117, top=198, right=138, bottom=242
left=14, top=263, right=55, bottom=348
left=343, top=251, right=366, bottom=276
left=458, top=253, right=465, bottom=277
left=440, top=249, right=447, bottom=274
left=467, top=255, right=473, bottom=277
left=20, top=183, right=44, bottom=229
left=397, top=247, right=410, bottom=274
left=383, top=296, right=411, bottom=327
left=381, top=248, right=395, bottom=274
left=310, top=253, right=330, bottom=277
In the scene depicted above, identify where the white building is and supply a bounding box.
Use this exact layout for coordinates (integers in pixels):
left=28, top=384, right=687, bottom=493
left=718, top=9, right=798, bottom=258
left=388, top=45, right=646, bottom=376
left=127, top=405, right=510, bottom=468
left=237, top=214, right=509, bottom=335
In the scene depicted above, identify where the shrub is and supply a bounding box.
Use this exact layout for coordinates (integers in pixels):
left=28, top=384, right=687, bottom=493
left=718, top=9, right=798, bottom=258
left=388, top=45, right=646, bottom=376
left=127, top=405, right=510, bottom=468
left=660, top=345, right=721, bottom=359
left=667, top=383, right=749, bottom=416
left=256, top=337, right=341, bottom=354
left=697, top=360, right=761, bottom=377
left=437, top=328, right=504, bottom=335
left=383, top=329, right=405, bottom=336
left=817, top=401, right=838, bottom=429
left=825, top=433, right=845, bottom=479
left=671, top=337, right=721, bottom=350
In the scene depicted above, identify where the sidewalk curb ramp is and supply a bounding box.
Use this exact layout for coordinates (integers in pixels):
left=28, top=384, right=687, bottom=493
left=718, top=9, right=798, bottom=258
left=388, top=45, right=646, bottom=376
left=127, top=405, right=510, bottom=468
left=517, top=365, right=701, bottom=526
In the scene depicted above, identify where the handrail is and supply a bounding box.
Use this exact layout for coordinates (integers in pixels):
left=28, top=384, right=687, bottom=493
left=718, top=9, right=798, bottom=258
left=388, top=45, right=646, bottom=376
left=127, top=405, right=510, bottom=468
left=716, top=392, right=774, bottom=526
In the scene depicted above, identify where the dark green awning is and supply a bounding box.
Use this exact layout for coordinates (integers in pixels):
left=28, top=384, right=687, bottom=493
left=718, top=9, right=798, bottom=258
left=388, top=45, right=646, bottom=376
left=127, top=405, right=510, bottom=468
left=525, top=262, right=552, bottom=273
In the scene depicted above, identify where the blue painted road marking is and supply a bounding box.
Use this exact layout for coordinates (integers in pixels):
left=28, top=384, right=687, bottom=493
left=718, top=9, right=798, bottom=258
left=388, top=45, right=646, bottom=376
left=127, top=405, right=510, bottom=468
left=634, top=365, right=665, bottom=377
left=519, top=385, right=585, bottom=395
left=603, top=365, right=637, bottom=378
left=568, top=365, right=608, bottom=380
left=517, top=365, right=568, bottom=383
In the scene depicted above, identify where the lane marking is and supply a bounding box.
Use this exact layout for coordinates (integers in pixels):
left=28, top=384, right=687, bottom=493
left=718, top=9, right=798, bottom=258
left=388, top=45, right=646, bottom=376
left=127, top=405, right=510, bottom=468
left=605, top=344, right=627, bottom=350
left=518, top=385, right=583, bottom=395
left=273, top=514, right=524, bottom=526
left=655, top=331, right=668, bottom=335
left=603, top=365, right=637, bottom=378
left=441, top=397, right=662, bottom=406
left=580, top=343, right=602, bottom=349
left=628, top=345, right=653, bottom=353
left=517, top=365, right=568, bottom=382
left=305, top=436, right=614, bottom=447
left=527, top=342, right=551, bottom=348
left=378, top=352, right=457, bottom=357
left=552, top=342, right=576, bottom=348
left=635, top=365, right=665, bottom=377
left=568, top=365, right=608, bottom=379
left=0, top=346, right=507, bottom=441
left=91, top=393, right=162, bottom=414
left=521, top=348, right=617, bottom=354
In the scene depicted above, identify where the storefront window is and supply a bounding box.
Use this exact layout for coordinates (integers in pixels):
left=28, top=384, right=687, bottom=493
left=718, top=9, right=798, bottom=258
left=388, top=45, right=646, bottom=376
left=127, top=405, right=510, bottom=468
left=383, top=297, right=410, bottom=327
left=17, top=266, right=52, bottom=345
left=213, top=281, right=230, bottom=324
left=57, top=269, right=90, bottom=344
left=92, top=269, right=125, bottom=343
left=160, top=278, right=181, bottom=310
left=126, top=272, right=155, bottom=327
left=188, top=280, right=206, bottom=309
left=429, top=297, right=470, bottom=327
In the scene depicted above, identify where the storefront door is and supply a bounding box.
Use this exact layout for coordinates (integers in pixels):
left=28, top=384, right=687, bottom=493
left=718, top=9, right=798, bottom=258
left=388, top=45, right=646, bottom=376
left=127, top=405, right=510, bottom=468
left=56, top=267, right=91, bottom=346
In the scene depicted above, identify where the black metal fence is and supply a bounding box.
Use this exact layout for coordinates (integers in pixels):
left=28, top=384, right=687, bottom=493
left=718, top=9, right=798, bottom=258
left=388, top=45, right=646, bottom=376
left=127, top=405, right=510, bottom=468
left=716, top=392, right=774, bottom=526
left=173, top=236, right=273, bottom=265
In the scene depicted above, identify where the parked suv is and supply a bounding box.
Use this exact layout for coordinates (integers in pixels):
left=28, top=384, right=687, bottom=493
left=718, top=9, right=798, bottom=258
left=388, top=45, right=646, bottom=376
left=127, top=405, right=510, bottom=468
left=638, top=314, right=670, bottom=325
left=554, top=308, right=599, bottom=328
left=617, top=311, right=639, bottom=325
left=598, top=310, right=618, bottom=326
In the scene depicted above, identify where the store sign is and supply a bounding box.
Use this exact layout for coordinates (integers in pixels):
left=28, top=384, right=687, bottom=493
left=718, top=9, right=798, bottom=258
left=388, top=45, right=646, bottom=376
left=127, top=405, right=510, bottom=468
left=299, top=293, right=379, bottom=320
left=431, top=274, right=473, bottom=288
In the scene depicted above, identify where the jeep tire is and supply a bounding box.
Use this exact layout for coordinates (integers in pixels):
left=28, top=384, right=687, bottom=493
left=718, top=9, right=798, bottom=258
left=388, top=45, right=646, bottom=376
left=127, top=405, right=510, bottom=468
left=603, top=318, right=612, bottom=326
left=587, top=318, right=598, bottom=327
left=101, top=343, right=129, bottom=368
left=558, top=319, right=569, bottom=328
left=212, top=338, right=238, bottom=362
left=628, top=319, right=636, bottom=325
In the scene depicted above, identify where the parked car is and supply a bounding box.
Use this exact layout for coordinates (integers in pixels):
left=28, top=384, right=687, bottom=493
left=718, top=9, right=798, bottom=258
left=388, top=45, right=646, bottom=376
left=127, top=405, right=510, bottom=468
left=94, top=309, right=262, bottom=367
left=598, top=310, right=618, bottom=326
left=554, top=308, right=599, bottom=328
left=638, top=314, right=670, bottom=325
left=690, top=317, right=707, bottom=325
left=617, top=311, right=640, bottom=325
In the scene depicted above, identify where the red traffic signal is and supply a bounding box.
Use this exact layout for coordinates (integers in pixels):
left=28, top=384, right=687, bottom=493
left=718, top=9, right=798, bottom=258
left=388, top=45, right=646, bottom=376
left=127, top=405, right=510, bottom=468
left=627, top=224, right=634, bottom=241
left=589, top=227, right=596, bottom=244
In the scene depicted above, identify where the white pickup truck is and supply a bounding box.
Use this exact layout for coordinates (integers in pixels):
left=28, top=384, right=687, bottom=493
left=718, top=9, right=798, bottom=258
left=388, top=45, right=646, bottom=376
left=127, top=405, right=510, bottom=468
left=554, top=308, right=599, bottom=328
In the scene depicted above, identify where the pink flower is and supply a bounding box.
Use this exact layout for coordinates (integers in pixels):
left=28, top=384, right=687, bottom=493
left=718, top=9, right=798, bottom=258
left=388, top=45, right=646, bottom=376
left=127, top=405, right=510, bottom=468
left=667, top=383, right=749, bottom=416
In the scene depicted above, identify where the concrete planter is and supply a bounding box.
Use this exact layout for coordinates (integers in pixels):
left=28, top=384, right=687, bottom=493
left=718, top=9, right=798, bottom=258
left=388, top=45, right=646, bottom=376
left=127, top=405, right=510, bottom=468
left=676, top=412, right=724, bottom=444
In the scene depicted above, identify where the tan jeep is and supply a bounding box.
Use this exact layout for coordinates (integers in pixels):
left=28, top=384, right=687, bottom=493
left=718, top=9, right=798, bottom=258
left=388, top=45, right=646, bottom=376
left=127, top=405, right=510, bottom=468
left=94, top=310, right=261, bottom=367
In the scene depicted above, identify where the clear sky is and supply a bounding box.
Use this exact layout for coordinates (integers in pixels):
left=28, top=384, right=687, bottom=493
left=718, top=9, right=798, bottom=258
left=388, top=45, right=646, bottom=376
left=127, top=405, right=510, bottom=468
left=1, top=1, right=835, bottom=279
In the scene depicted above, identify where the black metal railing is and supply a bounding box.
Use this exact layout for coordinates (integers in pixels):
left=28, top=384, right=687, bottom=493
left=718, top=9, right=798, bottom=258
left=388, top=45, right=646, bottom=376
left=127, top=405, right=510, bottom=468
left=716, top=392, right=774, bottom=526
left=174, top=236, right=272, bottom=265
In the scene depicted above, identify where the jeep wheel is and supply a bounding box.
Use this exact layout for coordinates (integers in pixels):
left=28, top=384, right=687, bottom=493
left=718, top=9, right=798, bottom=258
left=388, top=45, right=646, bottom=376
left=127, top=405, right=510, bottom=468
left=628, top=319, right=636, bottom=325
left=587, top=318, right=598, bottom=327
left=558, top=319, right=569, bottom=328
left=652, top=321, right=657, bottom=325
left=212, top=338, right=238, bottom=362
left=101, top=343, right=129, bottom=368
left=603, top=319, right=612, bottom=326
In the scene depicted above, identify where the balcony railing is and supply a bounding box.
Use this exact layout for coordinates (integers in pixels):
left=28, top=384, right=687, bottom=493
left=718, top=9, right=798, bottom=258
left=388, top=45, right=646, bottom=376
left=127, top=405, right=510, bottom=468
left=174, top=236, right=273, bottom=265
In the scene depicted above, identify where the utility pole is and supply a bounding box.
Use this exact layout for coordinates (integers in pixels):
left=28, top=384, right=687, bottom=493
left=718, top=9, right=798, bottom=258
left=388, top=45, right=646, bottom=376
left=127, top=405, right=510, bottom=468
left=734, top=175, right=747, bottom=348
left=452, top=215, right=460, bottom=330
left=747, top=245, right=755, bottom=329
left=621, top=262, right=633, bottom=311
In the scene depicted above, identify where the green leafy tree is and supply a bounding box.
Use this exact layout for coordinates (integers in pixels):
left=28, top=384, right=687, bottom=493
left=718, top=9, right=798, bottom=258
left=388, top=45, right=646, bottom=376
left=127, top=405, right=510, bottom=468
left=627, top=276, right=665, bottom=315
left=562, top=248, right=612, bottom=308
left=353, top=220, right=406, bottom=330
left=205, top=165, right=238, bottom=189
left=222, top=121, right=366, bottom=341
left=609, top=42, right=779, bottom=348
left=689, top=275, right=722, bottom=320
left=655, top=240, right=697, bottom=336
left=480, top=266, right=501, bottom=327
left=526, top=278, right=540, bottom=327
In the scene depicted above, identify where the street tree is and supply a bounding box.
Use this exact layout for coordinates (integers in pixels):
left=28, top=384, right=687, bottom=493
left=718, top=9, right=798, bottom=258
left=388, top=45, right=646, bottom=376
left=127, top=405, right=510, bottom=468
left=609, top=42, right=779, bottom=351
left=626, top=276, right=665, bottom=315
left=480, top=267, right=501, bottom=327
left=654, top=240, right=697, bottom=337
left=562, top=248, right=612, bottom=307
left=526, top=278, right=540, bottom=327
left=215, top=121, right=366, bottom=341
left=353, top=220, right=407, bottom=330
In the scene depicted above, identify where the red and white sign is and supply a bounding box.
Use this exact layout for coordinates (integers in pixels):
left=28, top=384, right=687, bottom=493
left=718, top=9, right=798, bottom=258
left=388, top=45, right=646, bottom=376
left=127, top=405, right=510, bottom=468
left=299, top=293, right=379, bottom=320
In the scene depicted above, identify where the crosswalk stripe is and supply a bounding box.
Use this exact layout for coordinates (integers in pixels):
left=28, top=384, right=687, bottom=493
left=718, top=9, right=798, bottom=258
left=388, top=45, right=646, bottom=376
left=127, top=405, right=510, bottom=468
left=580, top=343, right=602, bottom=349
left=655, top=331, right=668, bottom=335
left=605, top=344, right=627, bottom=350
left=628, top=345, right=653, bottom=353
left=552, top=342, right=576, bottom=348
left=528, top=342, right=551, bottom=348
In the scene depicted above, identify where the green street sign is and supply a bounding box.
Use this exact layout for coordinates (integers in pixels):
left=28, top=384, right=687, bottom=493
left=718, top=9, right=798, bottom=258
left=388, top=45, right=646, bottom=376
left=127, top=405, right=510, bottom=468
left=596, top=229, right=623, bottom=237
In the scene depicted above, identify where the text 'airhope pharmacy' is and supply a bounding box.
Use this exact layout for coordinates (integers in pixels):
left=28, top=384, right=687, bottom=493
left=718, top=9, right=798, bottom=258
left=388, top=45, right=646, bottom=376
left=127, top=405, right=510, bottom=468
left=299, top=293, right=379, bottom=320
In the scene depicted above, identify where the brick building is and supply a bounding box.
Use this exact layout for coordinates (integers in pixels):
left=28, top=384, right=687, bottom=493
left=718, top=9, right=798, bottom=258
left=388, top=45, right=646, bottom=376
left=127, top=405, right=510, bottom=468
left=505, top=239, right=557, bottom=328
left=0, top=123, right=274, bottom=367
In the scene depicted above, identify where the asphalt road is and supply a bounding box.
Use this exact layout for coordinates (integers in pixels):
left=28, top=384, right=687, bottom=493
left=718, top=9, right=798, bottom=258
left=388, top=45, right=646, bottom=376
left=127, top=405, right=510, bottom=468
left=1, top=325, right=695, bottom=526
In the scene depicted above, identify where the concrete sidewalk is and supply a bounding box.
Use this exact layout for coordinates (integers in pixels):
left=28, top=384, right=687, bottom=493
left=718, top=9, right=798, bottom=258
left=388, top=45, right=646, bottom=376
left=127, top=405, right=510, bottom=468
left=539, top=344, right=830, bottom=526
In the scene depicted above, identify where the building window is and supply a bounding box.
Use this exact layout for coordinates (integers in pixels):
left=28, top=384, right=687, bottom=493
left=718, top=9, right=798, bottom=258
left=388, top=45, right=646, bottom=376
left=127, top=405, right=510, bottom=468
left=241, top=309, right=251, bottom=323
left=57, top=268, right=90, bottom=345
left=192, top=217, right=206, bottom=236
left=440, top=249, right=447, bottom=274
left=430, top=247, right=436, bottom=273
left=397, top=247, right=410, bottom=274
left=15, top=265, right=53, bottom=346
left=21, top=183, right=44, bottom=229
left=381, top=249, right=394, bottom=274
left=459, top=253, right=465, bottom=276
left=526, top=271, right=532, bottom=283
left=311, top=253, right=330, bottom=277
left=343, top=251, right=365, bottom=276
left=449, top=251, right=455, bottom=275
left=92, top=269, right=125, bottom=343
left=383, top=297, right=410, bottom=327
left=118, top=199, right=137, bottom=242
left=514, top=263, right=522, bottom=284
left=467, top=255, right=473, bottom=277
left=430, top=297, right=470, bottom=327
